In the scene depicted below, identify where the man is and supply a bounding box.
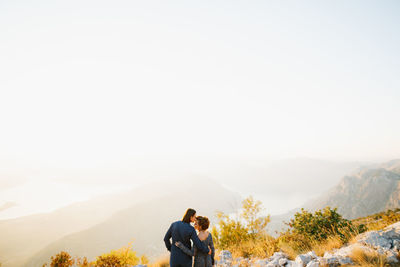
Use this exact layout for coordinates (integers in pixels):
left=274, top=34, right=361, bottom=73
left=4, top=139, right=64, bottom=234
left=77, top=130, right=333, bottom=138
left=164, top=208, right=210, bottom=267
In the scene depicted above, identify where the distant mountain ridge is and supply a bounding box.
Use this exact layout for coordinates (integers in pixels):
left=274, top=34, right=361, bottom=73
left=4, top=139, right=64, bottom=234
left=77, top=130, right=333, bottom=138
left=268, top=159, right=400, bottom=235
left=304, top=159, right=400, bottom=219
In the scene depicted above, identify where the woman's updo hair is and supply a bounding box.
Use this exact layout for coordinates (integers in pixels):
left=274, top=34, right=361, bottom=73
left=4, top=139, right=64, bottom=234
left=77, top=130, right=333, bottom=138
left=196, top=216, right=210, bottom=230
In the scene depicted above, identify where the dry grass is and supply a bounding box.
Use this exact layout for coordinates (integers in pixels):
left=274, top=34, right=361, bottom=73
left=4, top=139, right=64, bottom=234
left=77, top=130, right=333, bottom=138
left=228, top=237, right=278, bottom=259
left=311, top=236, right=343, bottom=257
left=149, top=255, right=169, bottom=267
left=279, top=229, right=360, bottom=260
left=349, top=247, right=390, bottom=267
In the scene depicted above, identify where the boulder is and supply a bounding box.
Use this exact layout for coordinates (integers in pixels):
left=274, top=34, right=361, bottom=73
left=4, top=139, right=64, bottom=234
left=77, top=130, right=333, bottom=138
left=386, top=250, right=399, bottom=263
left=295, top=253, right=312, bottom=266
left=218, top=250, right=233, bottom=266
left=278, top=258, right=287, bottom=266
left=305, top=260, right=319, bottom=267
left=320, top=255, right=339, bottom=267
left=254, top=259, right=268, bottom=266
left=266, top=258, right=279, bottom=267
left=393, top=239, right=400, bottom=251
left=306, top=251, right=317, bottom=259
left=357, top=231, right=392, bottom=250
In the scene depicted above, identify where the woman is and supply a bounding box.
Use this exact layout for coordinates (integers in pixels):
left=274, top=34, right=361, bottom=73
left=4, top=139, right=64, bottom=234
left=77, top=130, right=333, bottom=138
left=175, top=216, right=215, bottom=267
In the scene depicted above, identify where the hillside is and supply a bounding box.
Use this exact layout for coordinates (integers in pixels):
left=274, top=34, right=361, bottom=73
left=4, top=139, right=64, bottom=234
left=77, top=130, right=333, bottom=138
left=268, top=159, right=400, bottom=234
left=0, top=178, right=240, bottom=267
left=24, top=179, right=240, bottom=267
left=304, top=159, right=400, bottom=219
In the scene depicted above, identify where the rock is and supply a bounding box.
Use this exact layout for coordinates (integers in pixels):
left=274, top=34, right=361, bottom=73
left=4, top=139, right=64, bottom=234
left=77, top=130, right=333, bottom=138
left=383, top=227, right=400, bottom=240
left=285, top=260, right=302, bottom=267
left=254, top=259, right=268, bottom=267
left=337, top=256, right=353, bottom=265
left=393, top=239, right=400, bottom=251
left=295, top=253, right=312, bottom=266
left=219, top=250, right=233, bottom=260
left=357, top=231, right=392, bottom=250
left=271, top=251, right=287, bottom=260
left=278, top=258, right=287, bottom=266
left=332, top=243, right=356, bottom=258
left=386, top=250, right=399, bottom=263
left=306, top=251, right=317, bottom=259
left=305, top=260, right=319, bottom=267
left=218, top=250, right=233, bottom=266
left=266, top=258, right=279, bottom=267
left=320, top=255, right=339, bottom=267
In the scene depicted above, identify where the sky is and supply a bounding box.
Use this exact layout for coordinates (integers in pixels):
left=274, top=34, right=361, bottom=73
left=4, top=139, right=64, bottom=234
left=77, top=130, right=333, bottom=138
left=0, top=1, right=400, bottom=216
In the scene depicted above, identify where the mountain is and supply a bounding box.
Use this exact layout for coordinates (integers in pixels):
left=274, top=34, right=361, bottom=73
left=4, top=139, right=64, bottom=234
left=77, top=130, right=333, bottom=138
left=303, top=159, right=400, bottom=219
left=0, top=177, right=240, bottom=267
left=0, top=202, right=16, bottom=212
left=25, top=179, right=240, bottom=267
left=268, top=159, right=400, bottom=235
left=0, top=180, right=180, bottom=267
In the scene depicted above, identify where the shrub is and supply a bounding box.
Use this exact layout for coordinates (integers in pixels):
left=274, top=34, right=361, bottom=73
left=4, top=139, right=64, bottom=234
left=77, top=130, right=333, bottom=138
left=140, top=255, right=149, bottom=265
left=212, top=196, right=276, bottom=258
left=279, top=207, right=366, bottom=258
left=286, top=207, right=362, bottom=242
left=93, top=242, right=139, bottom=267
left=75, top=256, right=90, bottom=267
left=50, top=251, right=74, bottom=267
left=93, top=254, right=121, bottom=267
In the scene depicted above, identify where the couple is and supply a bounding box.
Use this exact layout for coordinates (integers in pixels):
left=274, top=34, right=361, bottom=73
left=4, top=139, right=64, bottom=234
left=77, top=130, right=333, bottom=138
left=164, top=208, right=215, bottom=267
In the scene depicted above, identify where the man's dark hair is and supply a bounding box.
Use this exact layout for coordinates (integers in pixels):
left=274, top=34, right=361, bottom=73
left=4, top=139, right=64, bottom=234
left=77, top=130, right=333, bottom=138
left=196, top=216, right=210, bottom=230
left=182, top=208, right=196, bottom=223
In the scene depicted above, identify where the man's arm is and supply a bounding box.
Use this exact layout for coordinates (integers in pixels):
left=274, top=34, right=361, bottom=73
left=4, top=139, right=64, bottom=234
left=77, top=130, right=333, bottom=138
left=164, top=224, right=173, bottom=251
left=190, top=228, right=209, bottom=254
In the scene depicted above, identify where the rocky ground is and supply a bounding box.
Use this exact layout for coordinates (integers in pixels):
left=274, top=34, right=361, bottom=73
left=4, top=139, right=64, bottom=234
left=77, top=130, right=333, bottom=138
left=216, top=221, right=400, bottom=267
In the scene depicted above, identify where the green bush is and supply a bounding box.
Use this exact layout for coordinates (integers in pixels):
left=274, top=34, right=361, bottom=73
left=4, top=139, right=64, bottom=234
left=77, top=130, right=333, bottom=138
left=286, top=207, right=362, bottom=242
left=278, top=207, right=367, bottom=257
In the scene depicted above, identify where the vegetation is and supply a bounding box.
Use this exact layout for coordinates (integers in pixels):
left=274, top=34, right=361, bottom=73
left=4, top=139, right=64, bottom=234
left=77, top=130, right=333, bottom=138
left=93, top=242, right=139, bottom=267
left=49, top=251, right=74, bottom=267
left=277, top=207, right=367, bottom=258
left=149, top=255, right=169, bottom=267
left=349, top=247, right=390, bottom=267
left=43, top=197, right=400, bottom=267
left=43, top=243, right=147, bottom=267
left=212, top=196, right=278, bottom=258
left=352, top=208, right=400, bottom=231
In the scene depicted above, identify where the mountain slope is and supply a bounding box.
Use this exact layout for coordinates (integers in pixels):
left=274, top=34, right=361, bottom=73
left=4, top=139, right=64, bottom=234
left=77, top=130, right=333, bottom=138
left=268, top=159, right=400, bottom=234
left=25, top=180, right=240, bottom=267
left=304, top=161, right=400, bottom=219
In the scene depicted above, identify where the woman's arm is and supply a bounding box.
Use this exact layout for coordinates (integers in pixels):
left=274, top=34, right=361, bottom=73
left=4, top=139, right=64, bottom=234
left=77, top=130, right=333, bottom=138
left=175, top=241, right=195, bottom=256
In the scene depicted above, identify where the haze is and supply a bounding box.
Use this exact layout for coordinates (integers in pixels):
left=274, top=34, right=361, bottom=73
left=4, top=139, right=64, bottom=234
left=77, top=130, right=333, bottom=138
left=1, top=1, right=400, bottom=219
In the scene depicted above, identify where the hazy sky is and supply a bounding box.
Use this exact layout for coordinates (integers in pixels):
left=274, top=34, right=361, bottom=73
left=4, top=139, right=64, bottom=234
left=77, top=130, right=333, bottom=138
left=1, top=0, right=400, bottom=169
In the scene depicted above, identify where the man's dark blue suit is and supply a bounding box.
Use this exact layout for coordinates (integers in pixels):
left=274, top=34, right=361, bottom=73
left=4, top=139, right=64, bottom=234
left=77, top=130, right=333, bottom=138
left=164, top=220, right=210, bottom=267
